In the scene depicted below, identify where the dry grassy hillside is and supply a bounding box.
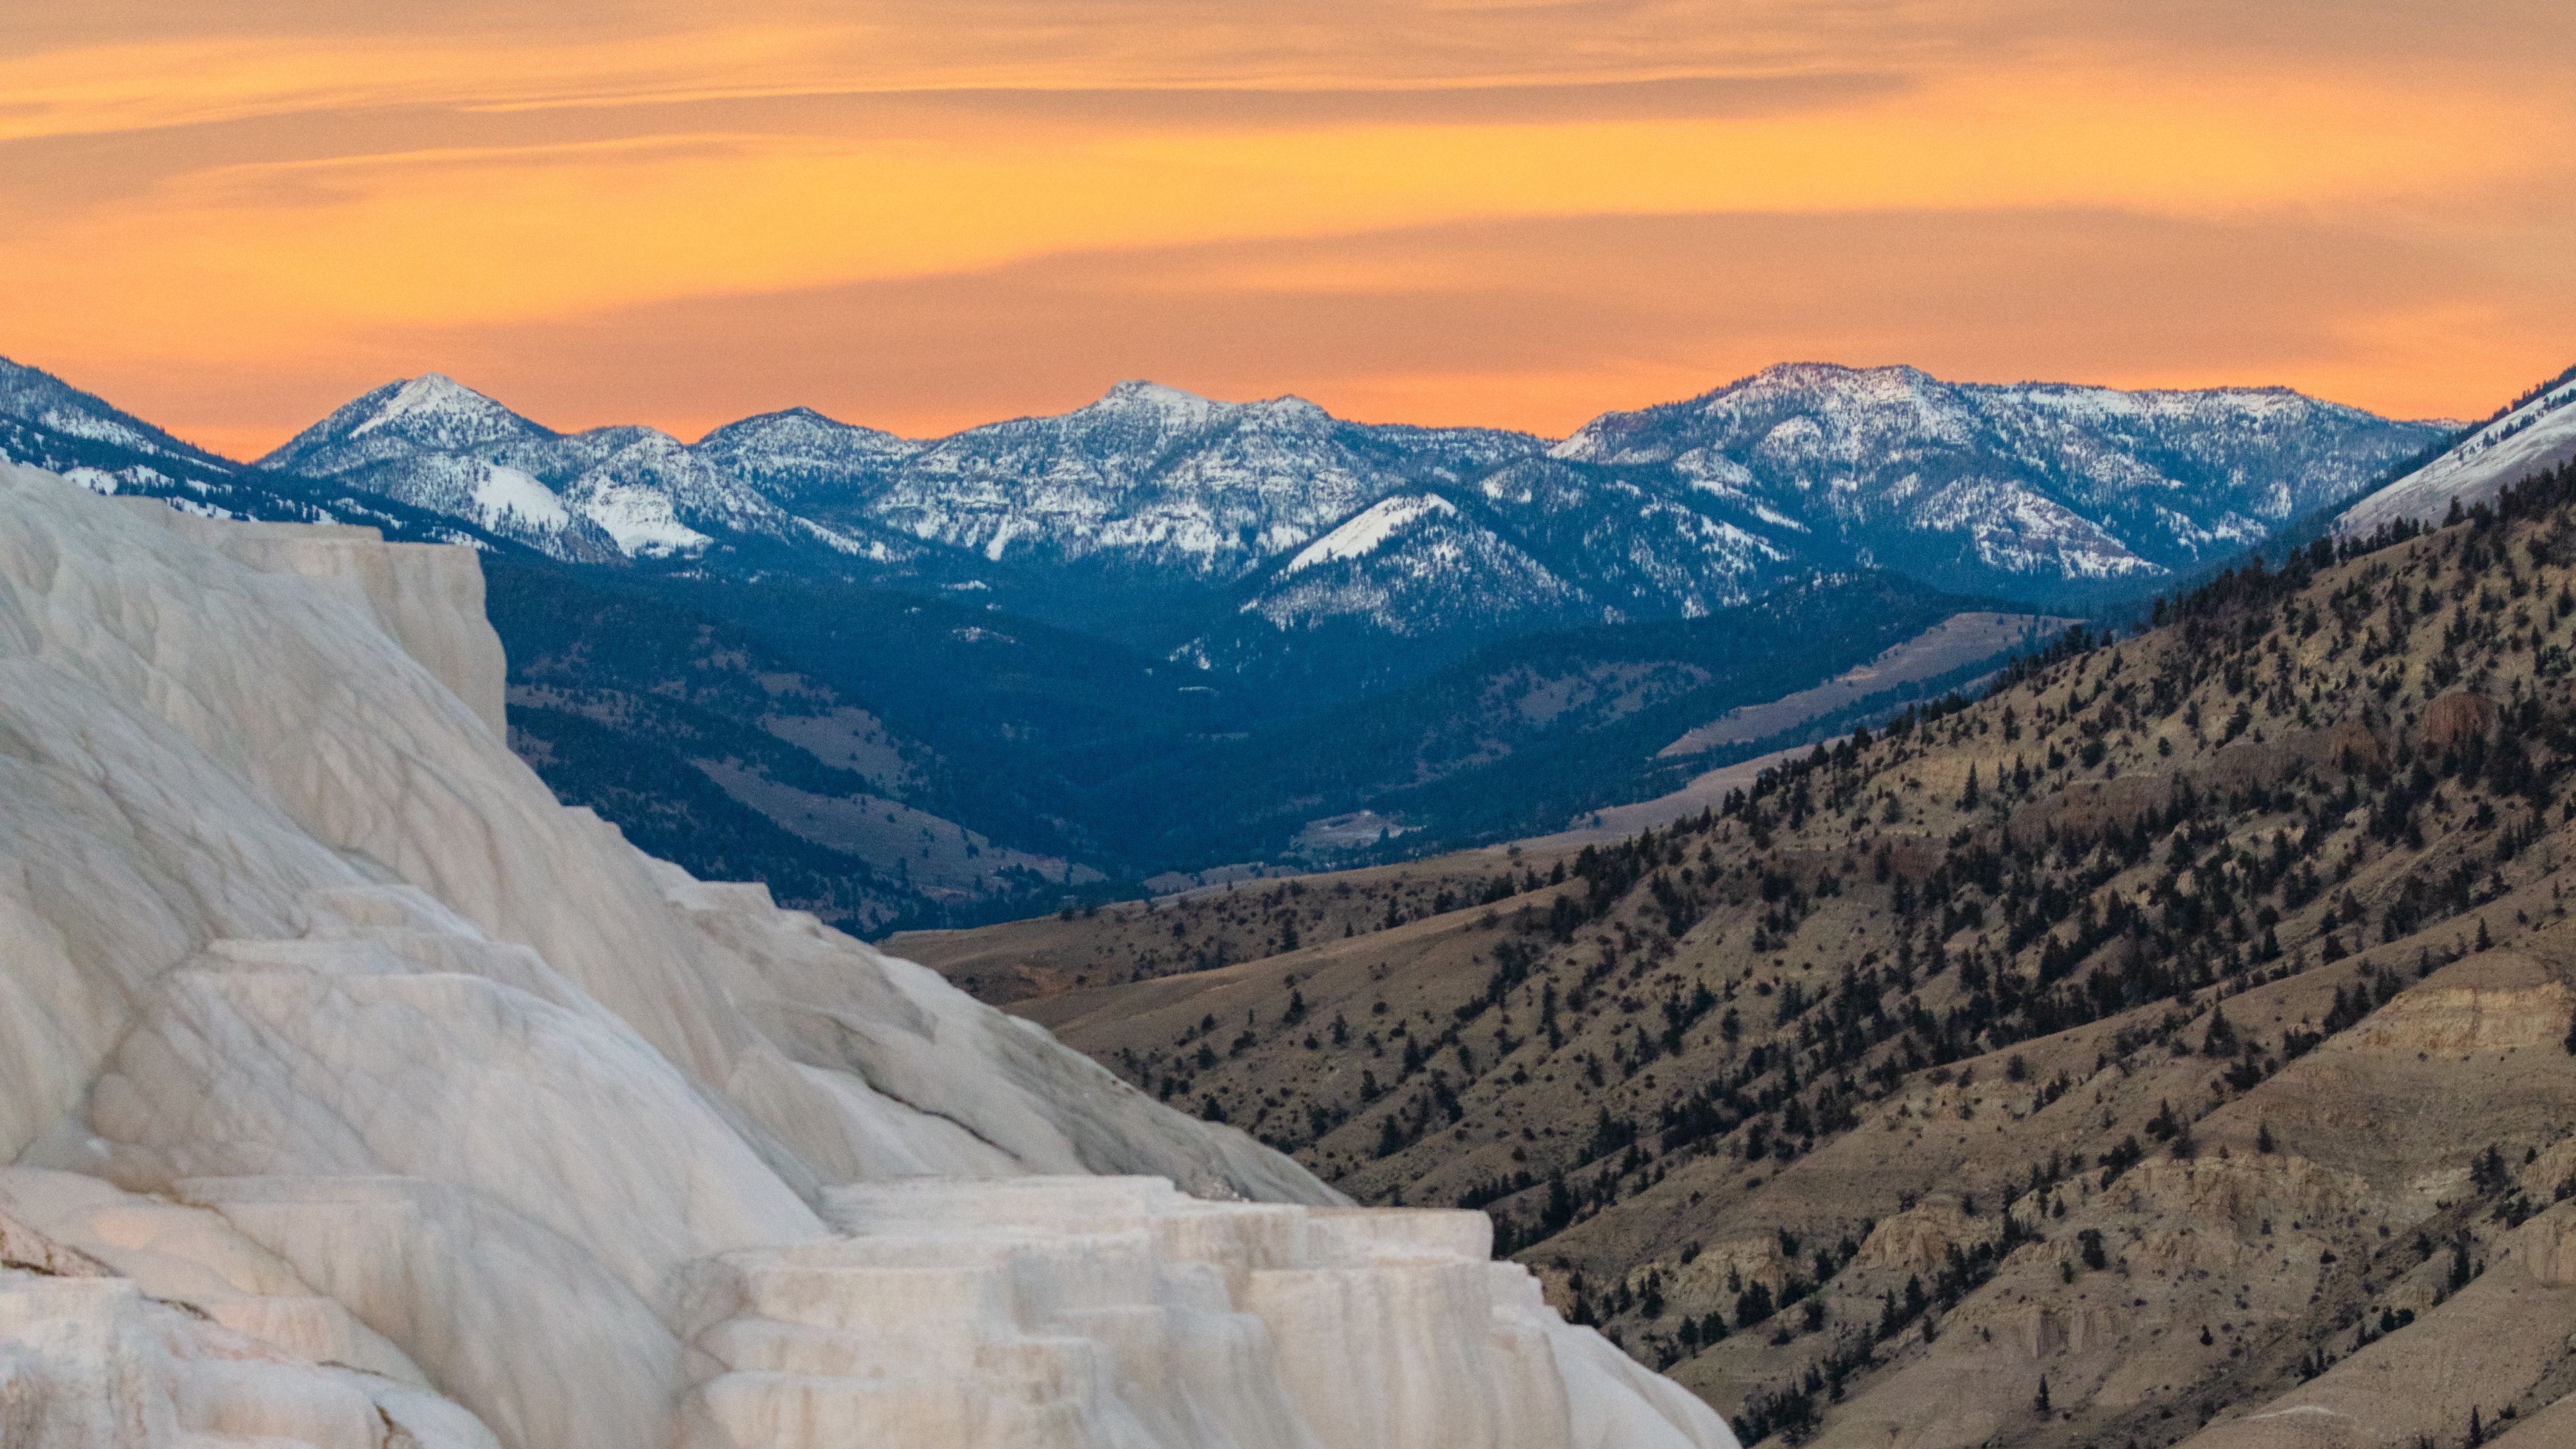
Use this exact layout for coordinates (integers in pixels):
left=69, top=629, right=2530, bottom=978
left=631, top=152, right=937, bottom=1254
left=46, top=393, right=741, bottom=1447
left=901, top=466, right=2576, bottom=1449
left=891, top=851, right=1568, bottom=1004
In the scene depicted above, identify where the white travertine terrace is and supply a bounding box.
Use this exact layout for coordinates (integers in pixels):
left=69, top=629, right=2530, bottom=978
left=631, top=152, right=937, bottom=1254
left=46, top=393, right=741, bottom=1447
left=0, top=464, right=1738, bottom=1449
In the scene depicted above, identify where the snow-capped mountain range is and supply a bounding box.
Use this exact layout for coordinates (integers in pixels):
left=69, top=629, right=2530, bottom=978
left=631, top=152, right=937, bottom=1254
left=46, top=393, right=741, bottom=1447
left=0, top=353, right=2449, bottom=675
left=835, top=381, right=1536, bottom=580
left=263, top=374, right=882, bottom=561
left=1546, top=363, right=2439, bottom=593
left=252, top=361, right=2436, bottom=639
left=0, top=357, right=519, bottom=545
left=2338, top=364, right=2576, bottom=535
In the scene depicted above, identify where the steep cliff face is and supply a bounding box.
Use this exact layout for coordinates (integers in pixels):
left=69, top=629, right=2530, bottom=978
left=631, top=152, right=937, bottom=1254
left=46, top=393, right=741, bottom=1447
left=0, top=464, right=1737, bottom=1449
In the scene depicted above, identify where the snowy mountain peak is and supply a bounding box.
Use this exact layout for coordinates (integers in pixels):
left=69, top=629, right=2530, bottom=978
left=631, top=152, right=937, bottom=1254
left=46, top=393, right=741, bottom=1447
left=348, top=372, right=513, bottom=438
left=700, top=405, right=916, bottom=457
left=767, top=403, right=909, bottom=439
left=1247, top=393, right=1332, bottom=423
left=696, top=407, right=924, bottom=517
left=1725, top=360, right=1949, bottom=411
left=1079, top=379, right=1240, bottom=432
left=264, top=372, right=546, bottom=472
left=1551, top=361, right=1955, bottom=466
left=1082, top=383, right=1340, bottom=430
left=1747, top=360, right=1932, bottom=391
left=1098, top=378, right=1221, bottom=409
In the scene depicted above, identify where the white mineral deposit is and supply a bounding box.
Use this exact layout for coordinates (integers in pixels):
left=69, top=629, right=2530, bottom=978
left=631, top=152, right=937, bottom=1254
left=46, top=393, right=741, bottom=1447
left=0, top=462, right=1738, bottom=1448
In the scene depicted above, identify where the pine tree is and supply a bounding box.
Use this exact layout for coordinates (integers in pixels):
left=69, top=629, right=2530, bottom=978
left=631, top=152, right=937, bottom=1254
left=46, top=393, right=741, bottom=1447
left=2033, top=1376, right=2051, bottom=1414
left=2202, top=1003, right=2239, bottom=1057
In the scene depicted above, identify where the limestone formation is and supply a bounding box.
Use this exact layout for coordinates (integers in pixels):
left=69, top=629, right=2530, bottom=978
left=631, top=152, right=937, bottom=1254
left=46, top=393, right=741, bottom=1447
left=0, top=463, right=1737, bottom=1448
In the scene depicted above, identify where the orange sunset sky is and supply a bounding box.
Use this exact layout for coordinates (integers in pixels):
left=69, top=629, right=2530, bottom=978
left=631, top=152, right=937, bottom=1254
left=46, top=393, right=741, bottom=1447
left=5, top=1, right=2573, bottom=459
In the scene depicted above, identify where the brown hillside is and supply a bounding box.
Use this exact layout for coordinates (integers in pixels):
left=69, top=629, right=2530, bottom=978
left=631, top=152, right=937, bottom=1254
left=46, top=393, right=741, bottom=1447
left=907, top=464, right=2576, bottom=1448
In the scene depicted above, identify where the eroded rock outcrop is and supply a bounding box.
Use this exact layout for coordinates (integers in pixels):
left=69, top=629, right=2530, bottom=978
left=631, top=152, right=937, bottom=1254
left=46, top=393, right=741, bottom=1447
left=0, top=465, right=1739, bottom=1449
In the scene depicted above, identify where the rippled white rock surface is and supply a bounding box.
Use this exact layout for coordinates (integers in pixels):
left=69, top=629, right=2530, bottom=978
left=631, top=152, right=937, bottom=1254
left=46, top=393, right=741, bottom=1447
left=0, top=463, right=1738, bottom=1449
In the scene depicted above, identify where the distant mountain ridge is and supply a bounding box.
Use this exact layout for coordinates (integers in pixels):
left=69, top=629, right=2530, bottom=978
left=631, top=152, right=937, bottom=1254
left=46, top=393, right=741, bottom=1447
left=863, top=382, right=1534, bottom=570
left=0, top=356, right=504, bottom=546
left=226, top=360, right=2438, bottom=663
left=695, top=405, right=921, bottom=511
left=262, top=373, right=881, bottom=562
left=1548, top=363, right=2433, bottom=592
left=1, top=356, right=2451, bottom=615
left=0, top=352, right=2440, bottom=600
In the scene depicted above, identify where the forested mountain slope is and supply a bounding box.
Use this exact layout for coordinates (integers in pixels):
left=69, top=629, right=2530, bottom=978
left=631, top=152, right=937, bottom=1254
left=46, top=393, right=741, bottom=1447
left=918, top=462, right=2576, bottom=1448
left=484, top=557, right=1104, bottom=934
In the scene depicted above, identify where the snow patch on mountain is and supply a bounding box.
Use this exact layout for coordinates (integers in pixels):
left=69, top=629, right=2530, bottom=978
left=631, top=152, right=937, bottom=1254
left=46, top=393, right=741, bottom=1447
left=1283, top=494, right=1458, bottom=574
left=469, top=463, right=570, bottom=532
left=1242, top=508, right=1582, bottom=639
left=1674, top=449, right=1756, bottom=495
left=2341, top=368, right=2576, bottom=535
left=567, top=478, right=713, bottom=556
left=1916, top=479, right=2158, bottom=578
left=559, top=429, right=796, bottom=551
left=23, top=405, right=177, bottom=460
left=1708, top=519, right=1791, bottom=561
left=793, top=515, right=883, bottom=556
